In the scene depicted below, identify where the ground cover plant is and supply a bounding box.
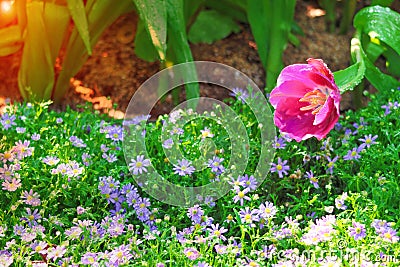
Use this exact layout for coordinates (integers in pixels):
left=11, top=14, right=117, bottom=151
left=1, top=78, right=400, bottom=266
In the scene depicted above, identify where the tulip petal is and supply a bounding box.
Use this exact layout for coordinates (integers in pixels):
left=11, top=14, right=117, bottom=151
left=269, top=80, right=311, bottom=107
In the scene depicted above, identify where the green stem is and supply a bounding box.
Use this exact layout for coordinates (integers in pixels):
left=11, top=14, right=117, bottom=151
left=320, top=0, right=336, bottom=33
left=352, top=79, right=364, bottom=110
left=265, top=0, right=296, bottom=91
left=339, top=0, right=357, bottom=34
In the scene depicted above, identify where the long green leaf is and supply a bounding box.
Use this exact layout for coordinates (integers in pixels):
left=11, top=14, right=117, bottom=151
left=0, top=25, right=23, bottom=47
left=53, top=0, right=133, bottom=103
left=134, top=18, right=159, bottom=62
left=247, top=0, right=270, bottom=68
left=18, top=2, right=70, bottom=100
left=133, top=0, right=167, bottom=61
left=66, top=0, right=92, bottom=55
left=353, top=6, right=400, bottom=91
left=333, top=37, right=365, bottom=94
left=166, top=0, right=199, bottom=106
left=354, top=5, right=400, bottom=55
left=266, top=0, right=296, bottom=90
left=334, top=62, right=365, bottom=94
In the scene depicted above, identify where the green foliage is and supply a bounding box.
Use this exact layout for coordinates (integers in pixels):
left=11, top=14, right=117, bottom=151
left=133, top=0, right=167, bottom=61
left=334, top=5, right=400, bottom=95
left=247, top=0, right=297, bottom=91
left=1, top=0, right=134, bottom=103
left=188, top=10, right=240, bottom=44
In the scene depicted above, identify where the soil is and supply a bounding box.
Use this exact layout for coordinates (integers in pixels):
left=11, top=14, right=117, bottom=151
left=1, top=0, right=397, bottom=118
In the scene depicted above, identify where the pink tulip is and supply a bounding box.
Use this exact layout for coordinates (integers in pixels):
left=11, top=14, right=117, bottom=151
left=269, top=58, right=341, bottom=142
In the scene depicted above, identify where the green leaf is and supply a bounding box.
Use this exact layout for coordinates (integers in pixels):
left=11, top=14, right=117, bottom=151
left=53, top=0, right=134, bottom=103
left=0, top=26, right=23, bottom=56
left=188, top=10, right=240, bottom=44
left=247, top=0, right=271, bottom=68
left=133, top=0, right=167, bottom=61
left=353, top=6, right=400, bottom=91
left=365, top=41, right=385, bottom=63
left=134, top=18, right=159, bottom=62
left=166, top=0, right=199, bottom=106
left=204, top=0, right=247, bottom=23
left=66, top=0, right=92, bottom=55
left=371, top=0, right=394, bottom=6
left=18, top=2, right=70, bottom=100
left=364, top=53, right=400, bottom=91
left=334, top=62, right=365, bottom=94
left=354, top=6, right=400, bottom=55
left=382, top=45, right=400, bottom=77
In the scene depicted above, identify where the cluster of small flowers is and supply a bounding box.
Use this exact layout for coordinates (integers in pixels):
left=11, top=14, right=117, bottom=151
left=238, top=201, right=278, bottom=229
left=1, top=140, right=34, bottom=192
left=340, top=118, right=378, bottom=161
left=301, top=215, right=337, bottom=245
left=101, top=124, right=124, bottom=142
left=48, top=158, right=84, bottom=178
left=229, top=174, right=258, bottom=206
left=80, top=244, right=134, bottom=266
left=371, top=219, right=399, bottom=243
left=98, top=176, right=156, bottom=230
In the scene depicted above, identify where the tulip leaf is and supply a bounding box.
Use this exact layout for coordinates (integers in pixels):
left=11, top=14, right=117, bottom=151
left=133, top=0, right=167, bottom=61
left=53, top=0, right=134, bottom=103
left=188, top=10, right=240, bottom=44
left=247, top=0, right=270, bottom=68
left=166, top=0, right=199, bottom=106
left=66, top=0, right=92, bottom=55
left=354, top=6, right=400, bottom=56
left=353, top=6, right=400, bottom=91
left=18, top=2, right=53, bottom=100
left=334, top=62, right=365, bottom=94
left=363, top=52, right=400, bottom=91
left=134, top=18, right=159, bottom=62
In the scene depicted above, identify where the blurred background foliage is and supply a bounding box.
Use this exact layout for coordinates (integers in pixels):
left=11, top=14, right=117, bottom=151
left=0, top=0, right=399, bottom=105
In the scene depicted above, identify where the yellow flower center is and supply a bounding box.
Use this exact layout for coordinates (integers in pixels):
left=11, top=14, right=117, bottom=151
left=299, top=89, right=329, bottom=115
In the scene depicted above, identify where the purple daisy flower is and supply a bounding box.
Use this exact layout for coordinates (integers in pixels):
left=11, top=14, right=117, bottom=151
left=326, top=155, right=338, bottom=174
left=270, top=157, right=290, bottom=178
left=272, top=137, right=286, bottom=149
left=183, top=247, right=200, bottom=260
left=343, top=146, right=364, bottom=161
left=0, top=113, right=16, bottom=130
left=230, top=87, right=249, bottom=104
left=129, top=155, right=151, bottom=175
left=358, top=134, right=378, bottom=148
left=232, top=187, right=250, bottom=206
left=207, top=156, right=225, bottom=174
left=348, top=221, right=366, bottom=240
left=306, top=170, right=319, bottom=189
left=173, top=159, right=195, bottom=176
left=162, top=138, right=173, bottom=149
left=239, top=207, right=259, bottom=226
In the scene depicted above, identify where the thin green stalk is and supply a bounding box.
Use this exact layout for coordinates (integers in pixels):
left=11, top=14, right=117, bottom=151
left=339, top=0, right=357, bottom=34
left=352, top=79, right=364, bottom=110
left=320, top=0, right=336, bottom=33
left=265, top=0, right=296, bottom=90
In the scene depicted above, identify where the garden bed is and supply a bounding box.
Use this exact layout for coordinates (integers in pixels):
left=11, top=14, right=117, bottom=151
left=1, top=0, right=400, bottom=266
